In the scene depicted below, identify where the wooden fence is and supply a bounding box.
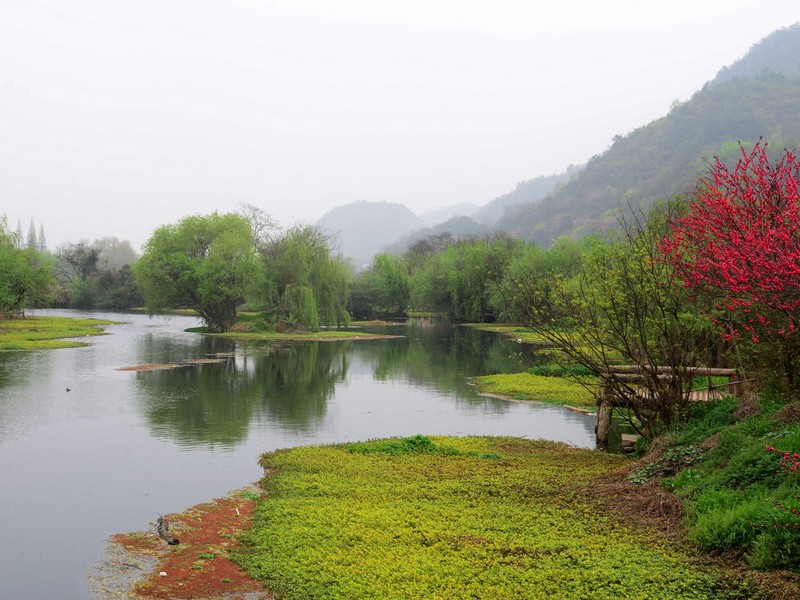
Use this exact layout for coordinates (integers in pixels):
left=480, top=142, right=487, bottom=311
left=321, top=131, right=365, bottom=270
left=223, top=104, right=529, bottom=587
left=595, top=365, right=743, bottom=447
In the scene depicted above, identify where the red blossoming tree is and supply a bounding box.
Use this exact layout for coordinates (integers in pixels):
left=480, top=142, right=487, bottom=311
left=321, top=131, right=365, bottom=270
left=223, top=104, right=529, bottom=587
left=662, top=141, right=800, bottom=390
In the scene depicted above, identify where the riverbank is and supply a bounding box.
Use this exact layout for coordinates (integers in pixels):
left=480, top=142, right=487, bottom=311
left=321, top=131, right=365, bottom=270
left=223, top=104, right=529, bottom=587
left=189, top=313, right=404, bottom=341
left=0, top=315, right=115, bottom=351
left=92, top=487, right=270, bottom=599
left=199, top=329, right=403, bottom=342
left=105, top=433, right=800, bottom=599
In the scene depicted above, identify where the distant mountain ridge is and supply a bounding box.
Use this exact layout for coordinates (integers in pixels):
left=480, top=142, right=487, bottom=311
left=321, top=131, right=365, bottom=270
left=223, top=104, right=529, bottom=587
left=473, top=169, right=578, bottom=225
left=316, top=170, right=573, bottom=267
left=496, top=23, right=800, bottom=244
left=419, top=203, right=479, bottom=226
left=713, top=23, right=800, bottom=84
left=319, top=23, right=800, bottom=264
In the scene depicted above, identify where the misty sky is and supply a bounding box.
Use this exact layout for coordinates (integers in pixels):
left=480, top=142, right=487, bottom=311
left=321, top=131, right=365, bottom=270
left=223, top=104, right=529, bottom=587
left=2, top=0, right=798, bottom=251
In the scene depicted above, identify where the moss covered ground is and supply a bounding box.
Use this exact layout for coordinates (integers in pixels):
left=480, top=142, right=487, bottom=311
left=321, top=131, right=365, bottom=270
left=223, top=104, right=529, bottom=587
left=0, top=316, right=115, bottom=351
left=235, top=436, right=756, bottom=599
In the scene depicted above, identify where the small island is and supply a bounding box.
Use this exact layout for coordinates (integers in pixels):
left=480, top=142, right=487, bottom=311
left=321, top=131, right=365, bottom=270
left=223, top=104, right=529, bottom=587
left=0, top=315, right=115, bottom=351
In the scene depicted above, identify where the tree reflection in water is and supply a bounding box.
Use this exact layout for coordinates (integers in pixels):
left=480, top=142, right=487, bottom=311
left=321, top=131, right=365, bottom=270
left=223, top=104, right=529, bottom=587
left=135, top=321, right=541, bottom=448
left=136, top=341, right=348, bottom=447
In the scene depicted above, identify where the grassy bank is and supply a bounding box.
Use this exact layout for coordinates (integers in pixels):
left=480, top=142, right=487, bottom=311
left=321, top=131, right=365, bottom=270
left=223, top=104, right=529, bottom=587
left=472, top=372, right=597, bottom=407
left=234, top=435, right=754, bottom=599
left=0, top=316, right=115, bottom=351
left=633, top=395, right=800, bottom=573
left=190, top=312, right=403, bottom=341
left=463, top=323, right=553, bottom=344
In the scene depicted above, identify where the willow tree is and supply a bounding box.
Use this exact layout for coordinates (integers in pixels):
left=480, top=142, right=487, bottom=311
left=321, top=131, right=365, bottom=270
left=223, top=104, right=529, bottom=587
left=134, top=212, right=257, bottom=332
left=260, top=226, right=351, bottom=331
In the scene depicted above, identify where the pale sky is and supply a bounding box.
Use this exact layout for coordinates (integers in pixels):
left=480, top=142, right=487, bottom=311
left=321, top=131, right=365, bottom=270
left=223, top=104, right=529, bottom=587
left=1, top=0, right=798, bottom=251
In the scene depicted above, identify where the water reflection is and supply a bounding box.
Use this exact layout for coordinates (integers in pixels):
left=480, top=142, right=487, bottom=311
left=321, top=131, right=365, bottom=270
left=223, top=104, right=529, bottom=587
left=355, top=321, right=535, bottom=395
left=134, top=329, right=235, bottom=365
left=132, top=321, right=537, bottom=447
left=136, top=340, right=350, bottom=446
left=0, top=312, right=596, bottom=600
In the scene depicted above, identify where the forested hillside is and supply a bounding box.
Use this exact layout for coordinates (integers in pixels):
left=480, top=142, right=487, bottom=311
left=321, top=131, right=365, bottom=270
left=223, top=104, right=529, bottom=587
left=497, top=24, right=800, bottom=245
left=473, top=168, right=577, bottom=225
left=714, top=23, right=800, bottom=83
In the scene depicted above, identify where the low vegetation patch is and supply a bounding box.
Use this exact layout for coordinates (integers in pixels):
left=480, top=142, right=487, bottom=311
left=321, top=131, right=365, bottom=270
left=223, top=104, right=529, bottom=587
left=463, top=323, right=555, bottom=345
left=0, top=316, right=115, bottom=351
left=472, top=372, right=597, bottom=407
left=235, top=436, right=751, bottom=599
left=653, top=396, right=800, bottom=573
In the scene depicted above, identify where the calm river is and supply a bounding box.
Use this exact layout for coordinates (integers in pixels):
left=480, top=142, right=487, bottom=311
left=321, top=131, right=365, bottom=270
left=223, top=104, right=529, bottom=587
left=0, top=310, right=595, bottom=599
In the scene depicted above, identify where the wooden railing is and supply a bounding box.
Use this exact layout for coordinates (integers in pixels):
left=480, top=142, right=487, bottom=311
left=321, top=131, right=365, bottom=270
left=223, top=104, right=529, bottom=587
left=595, top=365, right=743, bottom=447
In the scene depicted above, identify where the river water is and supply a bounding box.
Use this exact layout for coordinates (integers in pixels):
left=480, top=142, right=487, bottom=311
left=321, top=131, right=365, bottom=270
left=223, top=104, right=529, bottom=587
left=0, top=310, right=595, bottom=599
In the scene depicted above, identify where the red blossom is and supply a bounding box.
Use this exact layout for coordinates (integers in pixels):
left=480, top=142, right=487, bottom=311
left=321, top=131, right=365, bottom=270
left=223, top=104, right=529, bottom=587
left=660, top=141, right=800, bottom=340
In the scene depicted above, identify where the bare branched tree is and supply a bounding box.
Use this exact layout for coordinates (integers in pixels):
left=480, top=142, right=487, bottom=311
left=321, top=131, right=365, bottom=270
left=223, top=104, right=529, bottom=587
left=237, top=202, right=280, bottom=253
left=508, top=201, right=710, bottom=439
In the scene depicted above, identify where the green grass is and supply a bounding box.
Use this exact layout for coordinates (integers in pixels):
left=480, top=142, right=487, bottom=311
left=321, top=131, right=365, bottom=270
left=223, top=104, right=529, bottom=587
left=0, top=316, right=115, bottom=351
left=640, top=397, right=800, bottom=571
left=189, top=312, right=399, bottom=340
left=472, top=372, right=598, bottom=407
left=235, top=436, right=749, bottom=599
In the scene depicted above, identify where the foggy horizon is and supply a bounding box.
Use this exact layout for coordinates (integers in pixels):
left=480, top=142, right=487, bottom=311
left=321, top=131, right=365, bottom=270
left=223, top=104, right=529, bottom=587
left=2, top=0, right=798, bottom=251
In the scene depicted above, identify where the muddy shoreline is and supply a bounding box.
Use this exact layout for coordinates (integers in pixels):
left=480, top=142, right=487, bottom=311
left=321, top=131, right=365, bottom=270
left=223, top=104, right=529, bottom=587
left=90, top=486, right=272, bottom=599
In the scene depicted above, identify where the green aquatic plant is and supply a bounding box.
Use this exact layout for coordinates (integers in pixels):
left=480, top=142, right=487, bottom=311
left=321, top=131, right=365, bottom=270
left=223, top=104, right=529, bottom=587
left=235, top=437, right=748, bottom=599
left=472, top=372, right=597, bottom=407
left=0, top=316, right=115, bottom=351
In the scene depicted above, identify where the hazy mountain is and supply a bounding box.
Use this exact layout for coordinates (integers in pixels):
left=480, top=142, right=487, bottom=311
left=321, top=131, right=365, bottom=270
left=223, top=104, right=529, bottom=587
left=319, top=24, right=800, bottom=262
left=713, top=24, right=800, bottom=84
left=377, top=169, right=575, bottom=257
left=474, top=169, right=578, bottom=225
left=496, top=23, right=800, bottom=245
left=317, top=201, right=422, bottom=269
left=419, top=203, right=479, bottom=226
left=382, top=215, right=492, bottom=256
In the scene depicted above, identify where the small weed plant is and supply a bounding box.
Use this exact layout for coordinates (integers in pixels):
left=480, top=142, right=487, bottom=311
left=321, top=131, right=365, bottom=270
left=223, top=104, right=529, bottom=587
left=627, top=446, right=705, bottom=485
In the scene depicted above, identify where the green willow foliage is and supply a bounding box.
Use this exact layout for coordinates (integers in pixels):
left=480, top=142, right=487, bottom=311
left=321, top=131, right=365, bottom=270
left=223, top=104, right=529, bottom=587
left=135, top=215, right=351, bottom=333
left=259, top=226, right=351, bottom=331
left=407, top=235, right=525, bottom=322
left=349, top=253, right=410, bottom=318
